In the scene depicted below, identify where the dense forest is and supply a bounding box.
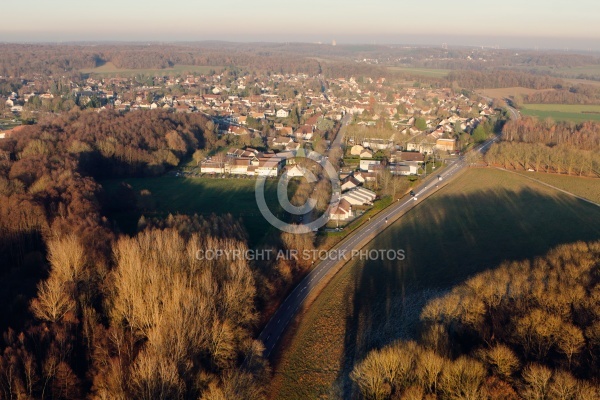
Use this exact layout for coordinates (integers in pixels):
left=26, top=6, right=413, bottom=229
left=447, top=70, right=565, bottom=90
left=0, top=44, right=322, bottom=77
left=485, top=117, right=600, bottom=176
left=351, top=241, right=600, bottom=399
left=0, top=109, right=322, bottom=399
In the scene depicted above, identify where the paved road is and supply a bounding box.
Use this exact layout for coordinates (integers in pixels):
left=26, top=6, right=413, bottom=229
left=259, top=136, right=499, bottom=358
left=332, top=113, right=351, bottom=148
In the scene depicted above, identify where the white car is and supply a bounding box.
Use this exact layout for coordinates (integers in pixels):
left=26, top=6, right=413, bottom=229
left=413, top=197, right=418, bottom=201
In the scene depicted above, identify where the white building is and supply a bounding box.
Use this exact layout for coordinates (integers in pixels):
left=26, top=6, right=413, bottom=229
left=341, top=187, right=376, bottom=206
left=359, top=159, right=381, bottom=172
left=330, top=199, right=353, bottom=221
left=276, top=109, right=289, bottom=118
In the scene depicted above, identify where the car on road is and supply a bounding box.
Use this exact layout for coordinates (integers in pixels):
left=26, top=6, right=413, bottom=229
left=437, top=175, right=442, bottom=181
left=409, top=190, right=415, bottom=197
left=413, top=197, right=418, bottom=201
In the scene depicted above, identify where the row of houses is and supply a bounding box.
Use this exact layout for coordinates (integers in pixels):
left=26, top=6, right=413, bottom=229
left=199, top=149, right=285, bottom=176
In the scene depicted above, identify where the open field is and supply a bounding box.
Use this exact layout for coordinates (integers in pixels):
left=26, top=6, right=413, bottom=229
left=521, top=103, right=600, bottom=122
left=101, top=176, right=284, bottom=245
left=270, top=168, right=600, bottom=400
left=555, top=64, right=600, bottom=75
left=80, top=62, right=223, bottom=76
left=478, top=86, right=555, bottom=99
left=513, top=171, right=600, bottom=204
left=565, top=78, right=600, bottom=87
left=387, top=66, right=450, bottom=78
left=517, top=64, right=600, bottom=79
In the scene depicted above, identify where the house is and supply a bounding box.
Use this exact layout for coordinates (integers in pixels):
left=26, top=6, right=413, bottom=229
left=200, top=159, right=226, bottom=174
left=227, top=157, right=254, bottom=175
left=280, top=127, right=294, bottom=137
left=341, top=175, right=362, bottom=192
left=389, top=163, right=418, bottom=176
left=270, top=136, right=295, bottom=148
left=435, top=138, right=457, bottom=152
left=286, top=165, right=306, bottom=178
left=359, top=149, right=373, bottom=159
left=276, top=109, right=289, bottom=118
left=227, top=148, right=260, bottom=158
left=305, top=113, right=322, bottom=127
left=359, top=159, right=381, bottom=172
left=256, top=156, right=284, bottom=176
left=228, top=126, right=250, bottom=136
left=296, top=125, right=314, bottom=140
left=406, top=140, right=436, bottom=154
left=393, top=151, right=425, bottom=163
left=350, top=145, right=365, bottom=156
left=330, top=199, right=353, bottom=221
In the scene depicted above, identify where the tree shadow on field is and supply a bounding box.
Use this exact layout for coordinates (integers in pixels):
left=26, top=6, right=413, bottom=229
left=337, top=187, right=600, bottom=399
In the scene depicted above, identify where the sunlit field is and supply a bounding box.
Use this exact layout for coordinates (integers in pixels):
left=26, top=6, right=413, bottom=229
left=270, top=168, right=600, bottom=399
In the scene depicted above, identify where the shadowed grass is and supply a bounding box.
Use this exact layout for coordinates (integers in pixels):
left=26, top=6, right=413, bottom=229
left=101, top=176, right=285, bottom=246
left=270, top=168, right=600, bottom=400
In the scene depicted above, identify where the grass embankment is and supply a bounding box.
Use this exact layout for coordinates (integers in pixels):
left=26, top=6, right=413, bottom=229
left=521, top=103, right=600, bottom=122
left=101, top=176, right=282, bottom=245
left=80, top=62, right=222, bottom=76
left=270, top=168, right=600, bottom=400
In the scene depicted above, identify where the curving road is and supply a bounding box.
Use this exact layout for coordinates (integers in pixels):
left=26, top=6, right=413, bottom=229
left=259, top=136, right=499, bottom=358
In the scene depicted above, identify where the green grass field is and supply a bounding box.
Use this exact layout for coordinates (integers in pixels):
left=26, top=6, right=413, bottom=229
left=521, top=103, right=600, bottom=122
left=552, top=64, right=600, bottom=79
left=101, top=176, right=285, bottom=245
left=270, top=168, right=600, bottom=400
left=514, top=171, right=600, bottom=204
left=387, top=66, right=450, bottom=78
left=80, top=62, right=223, bottom=76
left=517, top=64, right=600, bottom=79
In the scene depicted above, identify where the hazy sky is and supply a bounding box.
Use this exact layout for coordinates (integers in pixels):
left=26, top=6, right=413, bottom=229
left=1, top=0, right=599, bottom=49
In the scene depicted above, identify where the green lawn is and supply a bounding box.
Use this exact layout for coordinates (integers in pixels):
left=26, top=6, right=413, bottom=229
left=101, top=176, right=286, bottom=246
left=521, top=103, right=600, bottom=122
left=387, top=66, right=451, bottom=78
left=80, top=62, right=223, bottom=77
left=270, top=168, right=600, bottom=400
left=517, top=64, right=600, bottom=79
left=514, top=171, right=600, bottom=204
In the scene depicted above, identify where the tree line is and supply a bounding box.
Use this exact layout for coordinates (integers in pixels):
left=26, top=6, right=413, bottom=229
left=485, top=117, right=600, bottom=176
left=351, top=241, right=600, bottom=399
left=0, top=44, right=324, bottom=77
